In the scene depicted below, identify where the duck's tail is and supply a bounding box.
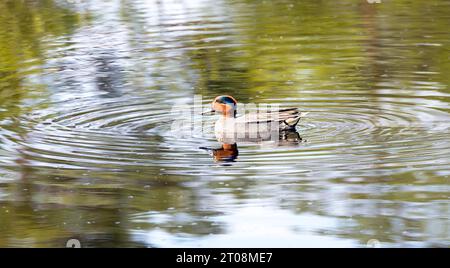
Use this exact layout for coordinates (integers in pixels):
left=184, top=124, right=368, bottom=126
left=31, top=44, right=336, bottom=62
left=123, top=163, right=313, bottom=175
left=282, top=112, right=309, bottom=130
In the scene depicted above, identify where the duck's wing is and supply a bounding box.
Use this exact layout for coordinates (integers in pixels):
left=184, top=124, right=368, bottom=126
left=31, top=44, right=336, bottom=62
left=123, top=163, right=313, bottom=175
left=236, top=108, right=307, bottom=124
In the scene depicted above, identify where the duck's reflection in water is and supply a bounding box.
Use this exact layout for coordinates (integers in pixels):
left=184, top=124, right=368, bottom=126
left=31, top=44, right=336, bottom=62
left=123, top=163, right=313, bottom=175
left=212, top=143, right=239, bottom=162
left=201, top=130, right=303, bottom=163
left=200, top=143, right=238, bottom=163
left=278, top=129, right=303, bottom=146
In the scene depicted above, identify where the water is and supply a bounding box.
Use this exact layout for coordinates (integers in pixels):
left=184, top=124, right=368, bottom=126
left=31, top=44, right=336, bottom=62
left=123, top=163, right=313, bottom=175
left=0, top=0, right=449, bottom=247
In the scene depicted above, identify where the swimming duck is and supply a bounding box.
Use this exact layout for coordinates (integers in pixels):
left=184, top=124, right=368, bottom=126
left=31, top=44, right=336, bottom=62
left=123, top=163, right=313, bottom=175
left=203, top=95, right=308, bottom=144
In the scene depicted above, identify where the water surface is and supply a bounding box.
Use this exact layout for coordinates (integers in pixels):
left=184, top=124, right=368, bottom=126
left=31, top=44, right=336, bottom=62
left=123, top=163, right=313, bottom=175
left=0, top=0, right=449, bottom=247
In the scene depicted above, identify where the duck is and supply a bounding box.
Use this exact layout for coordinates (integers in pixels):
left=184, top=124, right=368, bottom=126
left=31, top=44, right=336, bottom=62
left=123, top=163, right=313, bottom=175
left=202, top=95, right=308, bottom=144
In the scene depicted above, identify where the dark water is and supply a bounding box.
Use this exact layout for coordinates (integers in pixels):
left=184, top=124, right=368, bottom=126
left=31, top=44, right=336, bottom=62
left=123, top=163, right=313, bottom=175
left=0, top=0, right=449, bottom=247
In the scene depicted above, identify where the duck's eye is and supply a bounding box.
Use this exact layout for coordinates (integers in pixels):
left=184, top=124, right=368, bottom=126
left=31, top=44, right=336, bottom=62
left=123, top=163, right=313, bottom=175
left=217, top=96, right=236, bottom=105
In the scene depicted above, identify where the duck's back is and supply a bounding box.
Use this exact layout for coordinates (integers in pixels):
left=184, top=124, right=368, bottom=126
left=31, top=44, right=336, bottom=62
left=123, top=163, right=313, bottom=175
left=236, top=108, right=306, bottom=130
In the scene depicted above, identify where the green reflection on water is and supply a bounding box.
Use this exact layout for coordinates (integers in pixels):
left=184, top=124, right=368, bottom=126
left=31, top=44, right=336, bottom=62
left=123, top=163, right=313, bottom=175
left=0, top=0, right=84, bottom=120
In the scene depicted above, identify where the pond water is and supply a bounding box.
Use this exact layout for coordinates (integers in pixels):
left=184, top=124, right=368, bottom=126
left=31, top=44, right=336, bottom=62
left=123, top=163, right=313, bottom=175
left=0, top=0, right=449, bottom=247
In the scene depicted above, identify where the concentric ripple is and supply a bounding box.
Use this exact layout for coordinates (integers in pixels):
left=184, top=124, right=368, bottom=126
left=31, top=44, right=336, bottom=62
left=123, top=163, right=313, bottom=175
left=1, top=90, right=448, bottom=181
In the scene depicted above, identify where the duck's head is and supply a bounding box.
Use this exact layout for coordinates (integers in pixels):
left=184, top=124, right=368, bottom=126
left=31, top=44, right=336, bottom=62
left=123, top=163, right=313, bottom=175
left=203, top=95, right=237, bottom=117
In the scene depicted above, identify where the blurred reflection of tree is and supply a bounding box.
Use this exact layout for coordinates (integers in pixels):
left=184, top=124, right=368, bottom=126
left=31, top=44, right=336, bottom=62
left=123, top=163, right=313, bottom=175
left=0, top=0, right=81, bottom=119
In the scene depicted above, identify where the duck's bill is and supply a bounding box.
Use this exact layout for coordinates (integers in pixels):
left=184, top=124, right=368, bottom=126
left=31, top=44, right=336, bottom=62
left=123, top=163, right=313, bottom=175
left=201, top=110, right=215, bottom=115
